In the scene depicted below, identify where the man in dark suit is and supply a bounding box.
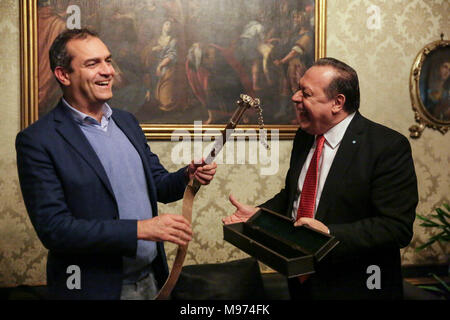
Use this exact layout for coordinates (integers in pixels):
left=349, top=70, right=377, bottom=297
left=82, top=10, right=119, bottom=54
left=16, top=28, right=216, bottom=300
left=223, top=57, right=418, bottom=299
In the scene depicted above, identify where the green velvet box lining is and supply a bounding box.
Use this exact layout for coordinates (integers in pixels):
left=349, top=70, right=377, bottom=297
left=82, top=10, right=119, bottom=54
left=247, top=209, right=330, bottom=254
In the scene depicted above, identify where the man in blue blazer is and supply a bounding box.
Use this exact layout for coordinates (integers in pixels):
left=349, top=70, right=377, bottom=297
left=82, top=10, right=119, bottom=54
left=224, top=58, right=418, bottom=299
left=16, top=28, right=216, bottom=299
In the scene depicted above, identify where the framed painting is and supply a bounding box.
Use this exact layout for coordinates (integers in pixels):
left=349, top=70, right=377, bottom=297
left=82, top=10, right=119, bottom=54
left=20, top=0, right=326, bottom=139
left=409, top=35, right=449, bottom=138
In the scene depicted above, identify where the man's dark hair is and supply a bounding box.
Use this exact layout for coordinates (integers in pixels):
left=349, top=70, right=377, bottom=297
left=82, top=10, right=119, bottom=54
left=49, top=28, right=99, bottom=74
left=313, top=57, right=360, bottom=112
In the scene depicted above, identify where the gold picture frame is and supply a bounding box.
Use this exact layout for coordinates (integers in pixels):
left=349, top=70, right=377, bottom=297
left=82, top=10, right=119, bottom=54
left=409, top=35, right=449, bottom=138
left=20, top=0, right=327, bottom=140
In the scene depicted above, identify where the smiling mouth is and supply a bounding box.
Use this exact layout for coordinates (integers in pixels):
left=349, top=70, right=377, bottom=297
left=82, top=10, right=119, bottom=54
left=95, top=80, right=111, bottom=87
left=296, top=105, right=306, bottom=115
left=296, top=108, right=309, bottom=121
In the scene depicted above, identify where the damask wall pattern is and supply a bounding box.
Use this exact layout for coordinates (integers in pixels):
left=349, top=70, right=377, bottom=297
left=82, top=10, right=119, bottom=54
left=0, top=0, right=449, bottom=286
left=325, top=0, right=449, bottom=266
left=0, top=0, right=49, bottom=286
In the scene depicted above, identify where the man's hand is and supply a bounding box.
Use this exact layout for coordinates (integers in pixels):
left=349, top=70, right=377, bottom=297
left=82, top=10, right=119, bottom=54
left=294, top=217, right=329, bottom=234
left=137, top=214, right=192, bottom=246
left=222, top=194, right=259, bottom=225
left=187, top=158, right=217, bottom=185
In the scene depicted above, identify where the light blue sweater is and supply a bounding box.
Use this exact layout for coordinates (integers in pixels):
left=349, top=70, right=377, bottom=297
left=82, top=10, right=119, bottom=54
left=79, top=117, right=156, bottom=283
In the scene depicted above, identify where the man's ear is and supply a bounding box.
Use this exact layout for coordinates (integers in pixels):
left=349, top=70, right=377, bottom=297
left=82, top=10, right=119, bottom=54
left=54, top=66, right=71, bottom=86
left=331, top=94, right=346, bottom=114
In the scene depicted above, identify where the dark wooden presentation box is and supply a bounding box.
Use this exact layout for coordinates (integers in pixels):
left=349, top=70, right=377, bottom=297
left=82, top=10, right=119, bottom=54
left=223, top=208, right=339, bottom=278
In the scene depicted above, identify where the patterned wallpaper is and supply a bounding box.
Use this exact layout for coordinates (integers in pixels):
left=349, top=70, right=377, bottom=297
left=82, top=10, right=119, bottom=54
left=0, top=0, right=48, bottom=286
left=325, top=0, right=450, bottom=266
left=0, top=0, right=449, bottom=287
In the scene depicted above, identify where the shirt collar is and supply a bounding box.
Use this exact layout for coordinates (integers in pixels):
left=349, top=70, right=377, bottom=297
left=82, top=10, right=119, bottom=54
left=62, top=98, right=113, bottom=125
left=322, top=112, right=356, bottom=149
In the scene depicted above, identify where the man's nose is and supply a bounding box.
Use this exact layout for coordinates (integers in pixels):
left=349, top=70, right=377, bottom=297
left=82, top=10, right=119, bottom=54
left=99, top=61, right=115, bottom=77
left=292, top=90, right=303, bottom=103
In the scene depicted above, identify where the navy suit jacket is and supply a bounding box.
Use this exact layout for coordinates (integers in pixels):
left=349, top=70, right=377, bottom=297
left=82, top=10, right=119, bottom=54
left=260, top=112, right=418, bottom=299
left=16, top=101, right=188, bottom=299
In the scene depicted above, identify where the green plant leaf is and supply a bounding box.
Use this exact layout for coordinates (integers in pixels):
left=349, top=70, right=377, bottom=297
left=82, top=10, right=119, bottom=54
left=429, top=273, right=450, bottom=292
left=443, top=203, right=450, bottom=212
left=434, top=209, right=450, bottom=225
left=431, top=213, right=441, bottom=218
left=429, top=231, right=446, bottom=242
left=436, top=206, right=450, bottom=219
left=415, top=238, right=437, bottom=251
left=438, top=216, right=449, bottom=228
left=416, top=204, right=450, bottom=251
left=418, top=285, right=444, bottom=293
left=419, top=222, right=440, bottom=228
left=416, top=214, right=433, bottom=223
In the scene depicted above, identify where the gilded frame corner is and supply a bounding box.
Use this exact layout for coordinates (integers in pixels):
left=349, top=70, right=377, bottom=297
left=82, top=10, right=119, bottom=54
left=409, top=38, right=449, bottom=138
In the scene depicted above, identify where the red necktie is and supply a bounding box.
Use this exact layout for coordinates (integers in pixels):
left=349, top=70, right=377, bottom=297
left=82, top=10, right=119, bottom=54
left=296, top=135, right=325, bottom=284
left=296, top=135, right=325, bottom=220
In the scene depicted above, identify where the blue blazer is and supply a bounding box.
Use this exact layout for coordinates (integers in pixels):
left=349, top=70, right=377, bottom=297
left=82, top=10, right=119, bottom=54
left=16, top=101, right=188, bottom=299
left=261, top=112, right=418, bottom=299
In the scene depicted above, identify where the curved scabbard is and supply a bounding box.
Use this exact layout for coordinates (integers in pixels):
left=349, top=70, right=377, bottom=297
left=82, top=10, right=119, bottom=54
left=155, top=94, right=256, bottom=300
left=155, top=178, right=200, bottom=300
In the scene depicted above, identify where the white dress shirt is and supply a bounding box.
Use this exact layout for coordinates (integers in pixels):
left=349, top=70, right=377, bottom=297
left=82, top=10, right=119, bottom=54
left=291, top=112, right=356, bottom=220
